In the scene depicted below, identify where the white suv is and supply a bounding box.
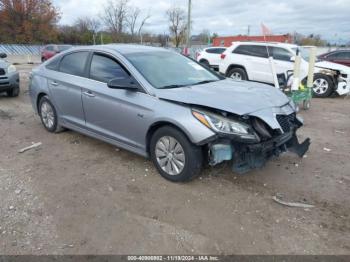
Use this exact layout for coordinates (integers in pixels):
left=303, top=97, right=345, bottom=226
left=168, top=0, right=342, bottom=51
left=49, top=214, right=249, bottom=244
left=219, top=42, right=307, bottom=82
left=196, top=47, right=227, bottom=70
left=219, top=42, right=350, bottom=97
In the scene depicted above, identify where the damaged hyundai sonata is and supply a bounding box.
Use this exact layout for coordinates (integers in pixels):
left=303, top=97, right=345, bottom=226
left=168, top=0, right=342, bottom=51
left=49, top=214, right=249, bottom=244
left=29, top=45, right=310, bottom=182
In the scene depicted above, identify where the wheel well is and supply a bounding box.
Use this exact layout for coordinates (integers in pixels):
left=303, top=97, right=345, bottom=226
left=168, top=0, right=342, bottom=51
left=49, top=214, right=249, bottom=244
left=199, top=59, right=209, bottom=63
left=36, top=92, right=47, bottom=112
left=145, top=121, right=191, bottom=155
left=226, top=64, right=248, bottom=78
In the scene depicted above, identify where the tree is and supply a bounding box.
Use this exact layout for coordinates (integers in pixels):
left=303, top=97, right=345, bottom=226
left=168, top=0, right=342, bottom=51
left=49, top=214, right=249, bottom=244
left=74, top=17, right=101, bottom=44
left=126, top=7, right=151, bottom=41
left=101, top=0, right=129, bottom=41
left=0, top=0, right=60, bottom=43
left=166, top=6, right=187, bottom=48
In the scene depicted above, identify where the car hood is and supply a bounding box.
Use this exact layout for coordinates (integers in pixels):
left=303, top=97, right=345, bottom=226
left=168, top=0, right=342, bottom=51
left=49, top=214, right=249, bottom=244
left=316, top=61, right=350, bottom=74
left=155, top=79, right=290, bottom=115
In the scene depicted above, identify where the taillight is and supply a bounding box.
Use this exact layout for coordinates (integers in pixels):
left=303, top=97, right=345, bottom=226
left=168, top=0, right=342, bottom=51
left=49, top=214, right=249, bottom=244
left=220, top=54, right=226, bottom=59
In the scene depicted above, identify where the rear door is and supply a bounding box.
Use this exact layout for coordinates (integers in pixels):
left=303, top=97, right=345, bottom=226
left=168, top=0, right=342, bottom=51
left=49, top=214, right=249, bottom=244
left=47, top=51, right=89, bottom=128
left=233, top=45, right=270, bottom=83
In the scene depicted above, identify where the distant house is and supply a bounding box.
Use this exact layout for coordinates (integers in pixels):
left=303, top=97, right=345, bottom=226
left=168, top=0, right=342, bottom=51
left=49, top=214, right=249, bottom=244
left=213, top=34, right=293, bottom=47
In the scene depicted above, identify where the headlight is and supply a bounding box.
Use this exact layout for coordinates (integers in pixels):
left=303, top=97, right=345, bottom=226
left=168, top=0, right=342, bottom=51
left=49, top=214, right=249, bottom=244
left=192, top=109, right=258, bottom=140
left=7, top=65, right=17, bottom=74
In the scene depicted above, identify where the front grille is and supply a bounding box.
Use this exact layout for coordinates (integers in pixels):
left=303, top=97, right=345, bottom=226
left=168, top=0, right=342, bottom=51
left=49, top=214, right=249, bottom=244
left=0, top=69, right=5, bottom=76
left=276, top=113, right=296, bottom=133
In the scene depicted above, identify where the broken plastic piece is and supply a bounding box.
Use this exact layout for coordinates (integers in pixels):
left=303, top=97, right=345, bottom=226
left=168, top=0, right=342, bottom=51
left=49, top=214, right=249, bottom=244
left=209, top=143, right=233, bottom=166
left=272, top=196, right=314, bottom=208
left=287, top=135, right=310, bottom=157
left=18, top=142, right=42, bottom=153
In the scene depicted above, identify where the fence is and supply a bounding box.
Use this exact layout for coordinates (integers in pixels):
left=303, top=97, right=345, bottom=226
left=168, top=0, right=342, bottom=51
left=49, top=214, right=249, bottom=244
left=0, top=44, right=42, bottom=55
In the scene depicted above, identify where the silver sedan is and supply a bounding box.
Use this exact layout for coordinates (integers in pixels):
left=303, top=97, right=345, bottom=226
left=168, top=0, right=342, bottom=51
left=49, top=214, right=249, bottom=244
left=29, top=45, right=310, bottom=182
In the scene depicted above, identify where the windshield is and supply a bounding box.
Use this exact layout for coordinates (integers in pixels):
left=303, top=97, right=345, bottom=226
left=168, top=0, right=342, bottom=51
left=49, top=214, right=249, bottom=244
left=125, top=51, right=221, bottom=89
left=292, top=47, right=311, bottom=61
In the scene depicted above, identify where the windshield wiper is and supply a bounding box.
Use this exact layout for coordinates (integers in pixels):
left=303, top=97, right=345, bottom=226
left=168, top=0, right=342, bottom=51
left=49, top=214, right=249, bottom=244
left=191, top=80, right=218, bottom=86
left=160, top=84, right=188, bottom=89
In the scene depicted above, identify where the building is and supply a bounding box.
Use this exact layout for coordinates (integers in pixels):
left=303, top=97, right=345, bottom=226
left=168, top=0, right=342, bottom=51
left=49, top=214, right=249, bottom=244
left=212, top=34, right=293, bottom=47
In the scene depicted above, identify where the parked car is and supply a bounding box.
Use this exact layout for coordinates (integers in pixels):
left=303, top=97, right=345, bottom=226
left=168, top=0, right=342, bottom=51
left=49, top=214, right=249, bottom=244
left=318, top=50, right=350, bottom=67
left=0, top=53, right=20, bottom=97
left=29, top=45, right=310, bottom=182
left=41, top=44, right=73, bottom=62
left=219, top=42, right=350, bottom=98
left=196, top=47, right=227, bottom=70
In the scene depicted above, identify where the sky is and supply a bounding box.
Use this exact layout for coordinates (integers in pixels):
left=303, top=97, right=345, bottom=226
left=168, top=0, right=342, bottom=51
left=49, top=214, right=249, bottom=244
left=53, top=0, right=350, bottom=44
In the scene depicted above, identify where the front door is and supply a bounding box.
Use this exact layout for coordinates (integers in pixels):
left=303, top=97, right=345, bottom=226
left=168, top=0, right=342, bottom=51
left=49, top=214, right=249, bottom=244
left=82, top=53, right=155, bottom=151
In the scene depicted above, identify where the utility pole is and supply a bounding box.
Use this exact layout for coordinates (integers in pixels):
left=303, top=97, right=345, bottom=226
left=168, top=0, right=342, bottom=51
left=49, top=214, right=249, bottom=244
left=186, top=0, right=192, bottom=50
left=247, top=25, right=250, bottom=36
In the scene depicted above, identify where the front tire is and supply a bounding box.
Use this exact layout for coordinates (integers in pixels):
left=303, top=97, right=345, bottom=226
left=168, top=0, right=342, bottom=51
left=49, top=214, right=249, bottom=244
left=38, top=96, right=63, bottom=133
left=227, top=68, right=248, bottom=80
left=7, top=85, right=20, bottom=97
left=312, top=73, right=334, bottom=98
left=150, top=126, right=203, bottom=182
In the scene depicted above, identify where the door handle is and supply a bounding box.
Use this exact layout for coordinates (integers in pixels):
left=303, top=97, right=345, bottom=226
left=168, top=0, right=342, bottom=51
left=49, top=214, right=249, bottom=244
left=50, top=81, right=58, bottom=86
left=83, top=91, right=95, bottom=97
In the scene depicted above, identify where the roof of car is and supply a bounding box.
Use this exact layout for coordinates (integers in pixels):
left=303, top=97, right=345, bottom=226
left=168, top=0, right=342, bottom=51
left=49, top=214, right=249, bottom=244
left=205, top=47, right=226, bottom=49
left=73, top=44, right=168, bottom=55
left=232, top=41, right=297, bottom=49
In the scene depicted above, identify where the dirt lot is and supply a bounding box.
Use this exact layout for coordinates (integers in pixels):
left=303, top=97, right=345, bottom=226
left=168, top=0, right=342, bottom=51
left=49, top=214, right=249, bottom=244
left=0, top=64, right=349, bottom=255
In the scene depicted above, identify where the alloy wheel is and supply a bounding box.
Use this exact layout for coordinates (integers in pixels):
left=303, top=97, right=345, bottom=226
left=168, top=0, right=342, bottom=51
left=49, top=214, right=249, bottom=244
left=40, top=101, right=55, bottom=129
left=155, top=136, right=185, bottom=176
left=313, top=78, right=329, bottom=95
left=230, top=72, right=242, bottom=80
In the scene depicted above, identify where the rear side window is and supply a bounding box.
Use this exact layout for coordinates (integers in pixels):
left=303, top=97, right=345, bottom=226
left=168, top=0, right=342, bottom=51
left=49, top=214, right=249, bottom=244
left=233, top=45, right=268, bottom=58
left=46, top=45, right=54, bottom=51
left=328, top=51, right=350, bottom=59
left=46, top=57, right=61, bottom=70
left=206, top=48, right=226, bottom=54
left=89, top=54, right=129, bottom=83
left=270, top=47, right=293, bottom=61
left=59, top=51, right=89, bottom=77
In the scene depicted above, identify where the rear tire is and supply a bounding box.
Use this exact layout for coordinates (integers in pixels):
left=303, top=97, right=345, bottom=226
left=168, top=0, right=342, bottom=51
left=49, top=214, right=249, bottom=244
left=199, top=59, right=210, bottom=68
left=38, top=96, right=64, bottom=133
left=312, top=73, right=334, bottom=98
left=227, top=68, right=248, bottom=80
left=150, top=126, right=203, bottom=182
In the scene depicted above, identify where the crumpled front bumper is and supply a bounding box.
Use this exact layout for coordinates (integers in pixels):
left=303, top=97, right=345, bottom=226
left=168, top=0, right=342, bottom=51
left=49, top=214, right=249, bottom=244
left=208, top=130, right=310, bottom=174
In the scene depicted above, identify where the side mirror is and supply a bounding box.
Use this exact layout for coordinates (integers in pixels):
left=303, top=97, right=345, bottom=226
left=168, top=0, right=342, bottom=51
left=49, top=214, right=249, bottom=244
left=107, top=76, right=139, bottom=91
left=290, top=56, right=295, bottom=62
left=0, top=53, right=7, bottom=59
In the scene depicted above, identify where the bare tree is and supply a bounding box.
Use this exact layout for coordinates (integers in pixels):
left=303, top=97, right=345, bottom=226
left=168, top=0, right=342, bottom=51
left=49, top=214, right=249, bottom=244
left=102, top=0, right=129, bottom=40
left=166, top=6, right=186, bottom=48
left=74, top=17, right=101, bottom=44
left=126, top=7, right=151, bottom=42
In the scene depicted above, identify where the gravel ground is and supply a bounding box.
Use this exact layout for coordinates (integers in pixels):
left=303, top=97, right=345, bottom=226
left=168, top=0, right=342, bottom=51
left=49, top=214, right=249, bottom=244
left=0, top=64, right=349, bottom=255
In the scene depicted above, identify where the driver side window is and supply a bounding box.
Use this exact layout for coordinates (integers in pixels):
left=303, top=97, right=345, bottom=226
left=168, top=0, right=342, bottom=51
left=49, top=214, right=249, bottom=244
left=89, top=54, right=129, bottom=83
